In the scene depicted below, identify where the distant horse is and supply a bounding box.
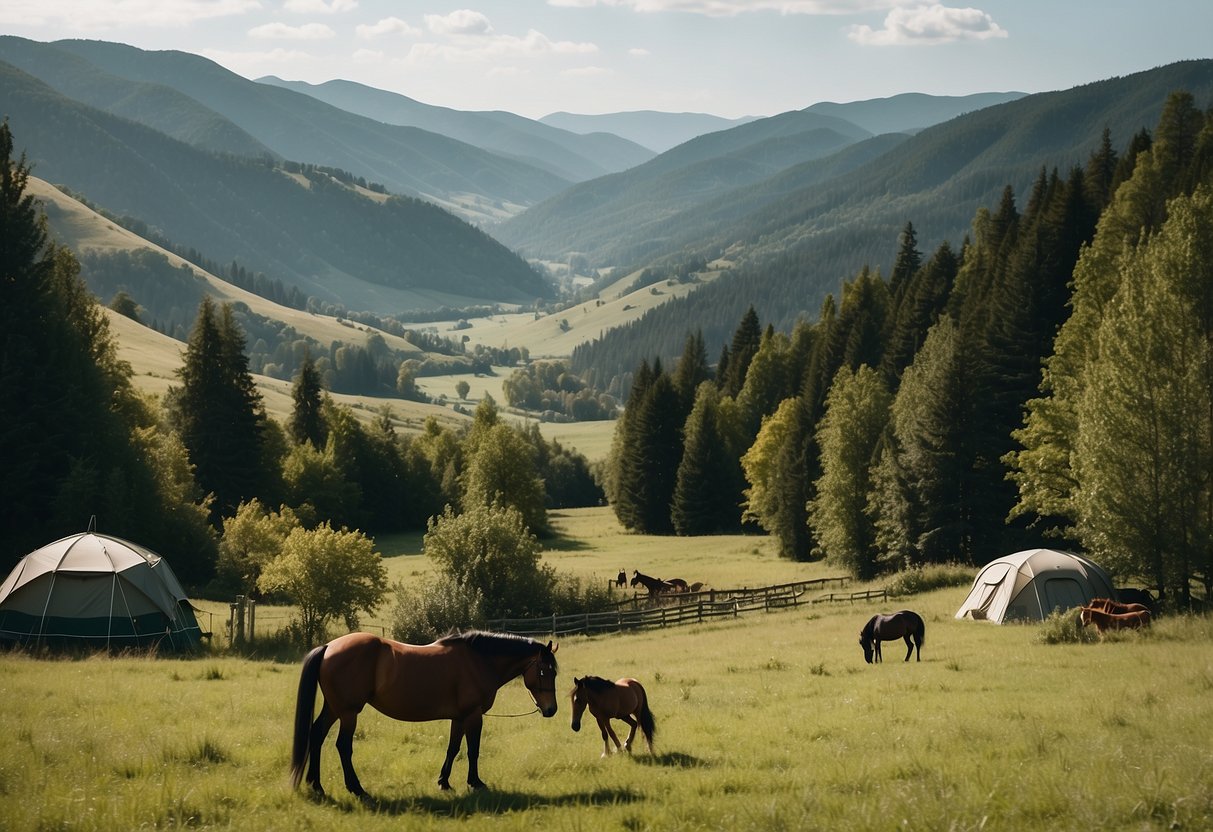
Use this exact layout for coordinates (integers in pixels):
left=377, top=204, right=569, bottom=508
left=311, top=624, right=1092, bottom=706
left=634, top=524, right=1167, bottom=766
left=571, top=676, right=656, bottom=757
left=1088, top=597, right=1150, bottom=615
left=291, top=630, right=558, bottom=798
left=859, top=610, right=925, bottom=663
left=1115, top=588, right=1158, bottom=613
left=689, top=582, right=706, bottom=593
left=631, top=570, right=672, bottom=595
left=1079, top=605, right=1151, bottom=635
left=615, top=569, right=627, bottom=588
left=665, top=578, right=689, bottom=593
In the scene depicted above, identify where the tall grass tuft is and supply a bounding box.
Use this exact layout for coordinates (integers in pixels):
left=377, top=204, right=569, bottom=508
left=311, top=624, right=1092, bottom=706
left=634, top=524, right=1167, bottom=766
left=1036, top=607, right=1098, bottom=644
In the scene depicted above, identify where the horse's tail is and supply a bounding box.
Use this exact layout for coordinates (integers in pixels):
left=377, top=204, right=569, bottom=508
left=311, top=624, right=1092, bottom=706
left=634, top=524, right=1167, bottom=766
left=915, top=612, right=926, bottom=646
left=290, top=644, right=327, bottom=789
left=636, top=685, right=656, bottom=752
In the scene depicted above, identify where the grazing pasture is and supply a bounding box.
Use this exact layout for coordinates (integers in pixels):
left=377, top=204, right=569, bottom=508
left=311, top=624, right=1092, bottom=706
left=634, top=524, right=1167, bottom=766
left=2, top=589, right=1211, bottom=831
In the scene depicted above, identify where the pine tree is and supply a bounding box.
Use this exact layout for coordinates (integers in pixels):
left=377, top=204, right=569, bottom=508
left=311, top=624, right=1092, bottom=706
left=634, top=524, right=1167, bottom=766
left=289, top=351, right=327, bottom=449
left=171, top=297, right=273, bottom=523
left=721, top=306, right=762, bottom=397
left=616, top=372, right=683, bottom=534
left=672, top=382, right=742, bottom=535
left=673, top=330, right=710, bottom=409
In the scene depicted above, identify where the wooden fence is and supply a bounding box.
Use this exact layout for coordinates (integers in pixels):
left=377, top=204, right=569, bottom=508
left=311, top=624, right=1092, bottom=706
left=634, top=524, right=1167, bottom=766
left=487, top=578, right=888, bottom=638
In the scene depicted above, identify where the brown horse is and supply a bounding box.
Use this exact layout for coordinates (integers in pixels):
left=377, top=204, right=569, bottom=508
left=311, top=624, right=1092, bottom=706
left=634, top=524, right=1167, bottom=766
left=1079, top=605, right=1151, bottom=635
left=1087, top=597, right=1150, bottom=615
left=291, top=630, right=558, bottom=798
left=859, top=610, right=925, bottom=663
left=570, top=676, right=656, bottom=757
left=665, top=578, right=689, bottom=593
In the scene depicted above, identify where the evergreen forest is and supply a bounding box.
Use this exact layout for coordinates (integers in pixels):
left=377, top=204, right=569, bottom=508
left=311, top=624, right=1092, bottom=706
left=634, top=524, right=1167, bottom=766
left=601, top=92, right=1213, bottom=607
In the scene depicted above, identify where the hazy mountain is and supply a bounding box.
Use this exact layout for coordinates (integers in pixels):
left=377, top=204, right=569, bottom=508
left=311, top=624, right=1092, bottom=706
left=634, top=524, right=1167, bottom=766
left=805, top=91, right=1027, bottom=135
left=0, top=36, right=273, bottom=158
left=496, top=110, right=873, bottom=263
left=0, top=61, right=552, bottom=310
left=8, top=37, right=570, bottom=222
left=258, top=76, right=654, bottom=182
left=565, top=60, right=1213, bottom=383
left=540, top=110, right=761, bottom=153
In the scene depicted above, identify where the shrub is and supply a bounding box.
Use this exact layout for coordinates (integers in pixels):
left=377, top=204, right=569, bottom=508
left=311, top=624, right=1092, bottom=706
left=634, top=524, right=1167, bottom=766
left=388, top=578, right=485, bottom=644
left=885, top=563, right=974, bottom=597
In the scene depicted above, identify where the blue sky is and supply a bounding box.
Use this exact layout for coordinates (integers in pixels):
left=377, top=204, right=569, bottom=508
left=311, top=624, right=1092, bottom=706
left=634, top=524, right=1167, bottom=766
left=3, top=1, right=1211, bottom=119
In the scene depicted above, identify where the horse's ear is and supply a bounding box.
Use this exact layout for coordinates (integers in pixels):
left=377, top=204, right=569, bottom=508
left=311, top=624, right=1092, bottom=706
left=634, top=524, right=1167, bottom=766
left=547, top=640, right=557, bottom=654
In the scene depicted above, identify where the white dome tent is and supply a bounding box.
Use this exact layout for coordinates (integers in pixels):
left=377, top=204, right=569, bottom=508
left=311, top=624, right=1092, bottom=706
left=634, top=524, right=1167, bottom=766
left=954, top=549, right=1117, bottom=624
left=0, top=522, right=202, bottom=650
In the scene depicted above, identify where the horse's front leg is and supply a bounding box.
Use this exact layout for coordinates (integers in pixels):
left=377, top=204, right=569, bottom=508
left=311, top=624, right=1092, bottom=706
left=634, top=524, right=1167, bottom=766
left=464, top=715, right=487, bottom=790
left=596, top=716, right=618, bottom=757
left=438, top=720, right=466, bottom=791
left=874, top=640, right=882, bottom=662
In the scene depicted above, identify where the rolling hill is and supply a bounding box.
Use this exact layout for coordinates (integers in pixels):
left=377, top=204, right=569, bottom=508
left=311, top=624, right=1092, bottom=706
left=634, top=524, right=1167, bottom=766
left=258, top=76, right=654, bottom=183
left=804, top=91, right=1027, bottom=134
left=0, top=36, right=569, bottom=222
left=1, top=62, right=552, bottom=311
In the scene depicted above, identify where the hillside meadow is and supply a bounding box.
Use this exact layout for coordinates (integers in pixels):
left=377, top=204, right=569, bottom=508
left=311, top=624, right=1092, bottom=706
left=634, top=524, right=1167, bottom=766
left=3, top=506, right=1211, bottom=831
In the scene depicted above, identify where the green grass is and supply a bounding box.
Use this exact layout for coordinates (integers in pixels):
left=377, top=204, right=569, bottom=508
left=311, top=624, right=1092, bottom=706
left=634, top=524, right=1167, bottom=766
left=5, top=505, right=1212, bottom=830
left=2, top=598, right=1211, bottom=831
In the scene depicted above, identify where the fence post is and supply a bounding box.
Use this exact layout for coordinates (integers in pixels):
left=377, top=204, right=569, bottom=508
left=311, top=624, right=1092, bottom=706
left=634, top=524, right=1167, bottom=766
left=248, top=599, right=256, bottom=642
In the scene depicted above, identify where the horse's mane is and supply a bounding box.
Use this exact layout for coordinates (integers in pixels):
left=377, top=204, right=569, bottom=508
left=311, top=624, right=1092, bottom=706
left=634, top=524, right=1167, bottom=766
left=577, top=675, right=615, bottom=692
left=859, top=615, right=877, bottom=639
left=437, top=630, right=557, bottom=669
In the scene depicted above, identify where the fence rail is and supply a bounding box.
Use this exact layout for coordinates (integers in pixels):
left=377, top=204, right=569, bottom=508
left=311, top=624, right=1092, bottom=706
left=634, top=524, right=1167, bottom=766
left=487, top=578, right=888, bottom=638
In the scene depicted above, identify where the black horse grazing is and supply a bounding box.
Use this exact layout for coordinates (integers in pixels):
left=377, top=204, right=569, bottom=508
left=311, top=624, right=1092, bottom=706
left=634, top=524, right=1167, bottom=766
left=630, top=570, right=671, bottom=595
left=859, top=610, right=925, bottom=663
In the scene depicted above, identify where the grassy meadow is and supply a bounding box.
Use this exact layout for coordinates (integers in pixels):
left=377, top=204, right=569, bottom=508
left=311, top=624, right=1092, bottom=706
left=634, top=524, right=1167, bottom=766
left=3, top=507, right=1212, bottom=831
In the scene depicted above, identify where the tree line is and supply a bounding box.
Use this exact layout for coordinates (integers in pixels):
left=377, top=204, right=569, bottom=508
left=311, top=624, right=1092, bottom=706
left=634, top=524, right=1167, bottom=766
left=603, top=92, right=1213, bottom=607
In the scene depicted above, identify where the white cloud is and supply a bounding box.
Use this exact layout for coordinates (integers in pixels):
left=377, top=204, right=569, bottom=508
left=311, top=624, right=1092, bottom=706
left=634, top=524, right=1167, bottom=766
left=352, top=48, right=384, bottom=63
left=407, top=29, right=598, bottom=64
left=282, top=0, right=356, bottom=13
left=355, top=16, right=420, bottom=39
left=629, top=47, right=650, bottom=56
left=424, top=9, right=494, bottom=36
left=0, top=0, right=261, bottom=29
left=547, top=0, right=891, bottom=15
left=848, top=4, right=1007, bottom=45
left=248, top=21, right=334, bottom=39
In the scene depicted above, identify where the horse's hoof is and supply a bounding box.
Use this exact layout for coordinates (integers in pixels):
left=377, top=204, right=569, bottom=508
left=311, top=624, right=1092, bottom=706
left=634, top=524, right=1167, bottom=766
left=468, top=780, right=488, bottom=791
left=438, top=780, right=452, bottom=791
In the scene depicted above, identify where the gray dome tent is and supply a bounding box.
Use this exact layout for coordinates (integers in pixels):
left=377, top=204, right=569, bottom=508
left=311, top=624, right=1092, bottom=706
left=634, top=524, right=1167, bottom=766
left=954, top=549, right=1116, bottom=624
left=0, top=530, right=202, bottom=650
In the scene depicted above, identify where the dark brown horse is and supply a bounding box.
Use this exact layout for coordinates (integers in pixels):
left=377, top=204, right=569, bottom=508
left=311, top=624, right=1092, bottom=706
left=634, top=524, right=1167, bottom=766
left=570, top=676, right=656, bottom=757
left=630, top=570, right=672, bottom=595
left=1088, top=597, right=1150, bottom=615
left=664, top=578, right=689, bottom=593
left=291, top=630, right=558, bottom=798
left=859, top=610, right=925, bottom=663
left=1079, top=605, right=1151, bottom=635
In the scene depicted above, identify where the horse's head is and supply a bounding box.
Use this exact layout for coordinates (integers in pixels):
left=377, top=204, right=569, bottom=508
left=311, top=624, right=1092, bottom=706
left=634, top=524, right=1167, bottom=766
left=630, top=571, right=642, bottom=588
left=859, top=634, right=874, bottom=664
left=1078, top=607, right=1091, bottom=627
left=523, top=641, right=559, bottom=718
left=570, top=677, right=589, bottom=732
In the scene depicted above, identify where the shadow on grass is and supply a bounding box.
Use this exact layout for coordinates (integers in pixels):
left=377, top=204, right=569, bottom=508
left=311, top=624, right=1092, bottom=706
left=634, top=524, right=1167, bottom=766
left=539, top=532, right=594, bottom=553
left=308, top=785, right=643, bottom=816
left=633, top=750, right=707, bottom=769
